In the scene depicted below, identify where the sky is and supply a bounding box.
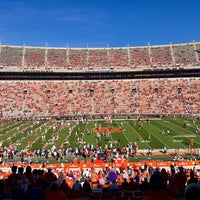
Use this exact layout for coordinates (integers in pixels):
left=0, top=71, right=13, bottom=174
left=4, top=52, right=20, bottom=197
left=0, top=0, right=200, bottom=48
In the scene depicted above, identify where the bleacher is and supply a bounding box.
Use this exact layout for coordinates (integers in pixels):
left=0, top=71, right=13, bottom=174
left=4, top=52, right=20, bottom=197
left=0, top=78, right=199, bottom=118
left=0, top=42, right=199, bottom=72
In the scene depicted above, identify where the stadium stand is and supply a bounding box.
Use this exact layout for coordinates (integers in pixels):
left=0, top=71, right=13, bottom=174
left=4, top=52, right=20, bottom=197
left=0, top=78, right=199, bottom=119
left=0, top=42, right=200, bottom=72
left=0, top=42, right=200, bottom=200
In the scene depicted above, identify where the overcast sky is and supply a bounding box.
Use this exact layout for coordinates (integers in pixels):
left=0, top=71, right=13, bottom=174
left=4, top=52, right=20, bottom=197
left=0, top=0, right=199, bottom=47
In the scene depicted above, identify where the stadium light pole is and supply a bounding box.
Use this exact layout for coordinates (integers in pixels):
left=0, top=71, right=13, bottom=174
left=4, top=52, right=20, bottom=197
left=89, top=89, right=94, bottom=115
left=45, top=42, right=48, bottom=70
left=22, top=42, right=25, bottom=70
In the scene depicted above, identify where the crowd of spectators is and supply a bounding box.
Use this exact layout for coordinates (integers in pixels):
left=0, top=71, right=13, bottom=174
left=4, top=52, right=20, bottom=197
left=0, top=42, right=199, bottom=72
left=0, top=78, right=199, bottom=118
left=0, top=162, right=200, bottom=199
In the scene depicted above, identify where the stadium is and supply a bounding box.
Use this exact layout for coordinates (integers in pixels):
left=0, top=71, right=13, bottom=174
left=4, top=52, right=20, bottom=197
left=0, top=41, right=200, bottom=159
left=0, top=41, right=200, bottom=199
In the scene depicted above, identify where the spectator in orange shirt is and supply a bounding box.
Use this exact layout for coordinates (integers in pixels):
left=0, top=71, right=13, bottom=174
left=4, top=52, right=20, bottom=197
left=91, top=170, right=98, bottom=186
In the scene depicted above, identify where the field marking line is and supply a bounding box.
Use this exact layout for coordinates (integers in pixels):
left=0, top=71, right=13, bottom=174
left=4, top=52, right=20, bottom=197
left=81, top=122, right=90, bottom=144
left=172, top=135, right=196, bottom=138
left=155, top=119, right=197, bottom=137
left=115, top=121, right=130, bottom=144
left=167, top=121, right=200, bottom=146
left=166, top=120, right=196, bottom=134
left=142, top=124, right=168, bottom=148
left=151, top=120, right=185, bottom=148
left=125, top=121, right=151, bottom=149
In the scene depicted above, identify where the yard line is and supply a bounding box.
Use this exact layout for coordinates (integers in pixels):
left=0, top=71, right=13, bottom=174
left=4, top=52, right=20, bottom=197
left=83, top=122, right=90, bottom=143
left=142, top=124, right=167, bottom=147
left=162, top=120, right=195, bottom=134
left=155, top=119, right=195, bottom=136
left=150, top=121, right=186, bottom=148
left=125, top=121, right=151, bottom=149
left=194, top=139, right=200, bottom=146
left=109, top=131, right=114, bottom=144
left=115, top=121, right=130, bottom=144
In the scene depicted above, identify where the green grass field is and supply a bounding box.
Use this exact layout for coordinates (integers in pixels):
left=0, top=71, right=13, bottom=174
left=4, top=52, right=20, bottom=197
left=1, top=117, right=200, bottom=152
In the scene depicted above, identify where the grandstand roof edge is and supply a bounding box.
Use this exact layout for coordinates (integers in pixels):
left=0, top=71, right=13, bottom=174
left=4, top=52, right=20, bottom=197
left=0, top=41, right=200, bottom=49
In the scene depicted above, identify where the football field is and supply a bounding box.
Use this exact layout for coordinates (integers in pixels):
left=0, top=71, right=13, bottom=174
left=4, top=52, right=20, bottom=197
left=1, top=117, right=200, bottom=152
left=68, top=118, right=200, bottom=151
